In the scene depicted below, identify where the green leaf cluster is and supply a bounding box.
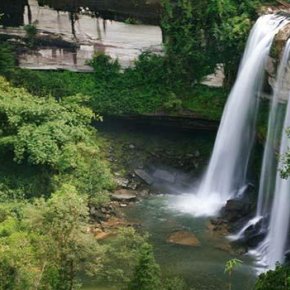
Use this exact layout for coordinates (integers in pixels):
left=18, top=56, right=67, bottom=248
left=255, top=264, right=290, bottom=290
left=0, top=77, right=113, bottom=199
left=160, top=0, right=261, bottom=86
left=0, top=185, right=105, bottom=290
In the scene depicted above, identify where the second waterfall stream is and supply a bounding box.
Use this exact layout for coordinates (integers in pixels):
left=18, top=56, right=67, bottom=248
left=173, top=14, right=289, bottom=218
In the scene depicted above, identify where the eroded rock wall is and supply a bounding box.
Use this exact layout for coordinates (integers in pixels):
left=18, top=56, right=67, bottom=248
left=265, top=20, right=290, bottom=102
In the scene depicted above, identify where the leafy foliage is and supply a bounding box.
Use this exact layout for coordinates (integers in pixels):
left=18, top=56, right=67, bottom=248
left=8, top=57, right=227, bottom=121
left=255, top=264, right=290, bottom=290
left=224, top=258, right=243, bottom=275
left=24, top=23, right=38, bottom=47
left=161, top=0, right=261, bottom=86
left=0, top=44, right=15, bottom=75
left=100, top=227, right=149, bottom=285
left=0, top=185, right=105, bottom=290
left=0, top=77, right=113, bottom=199
left=225, top=258, right=243, bottom=290
left=128, top=243, right=161, bottom=290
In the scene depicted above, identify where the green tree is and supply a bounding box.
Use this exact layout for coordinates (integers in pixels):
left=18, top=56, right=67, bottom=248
left=24, top=22, right=38, bottom=47
left=128, top=243, right=161, bottom=290
left=0, top=77, right=113, bottom=199
left=100, top=227, right=149, bottom=285
left=0, top=44, right=15, bottom=76
left=0, top=184, right=105, bottom=290
left=224, top=258, right=243, bottom=290
left=255, top=264, right=290, bottom=290
left=161, top=0, right=261, bottom=87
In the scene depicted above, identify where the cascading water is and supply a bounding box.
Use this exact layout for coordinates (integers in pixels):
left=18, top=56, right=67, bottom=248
left=173, top=15, right=289, bottom=217
left=229, top=28, right=290, bottom=241
left=251, top=40, right=290, bottom=269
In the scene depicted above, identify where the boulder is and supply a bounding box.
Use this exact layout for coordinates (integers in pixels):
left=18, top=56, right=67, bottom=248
left=167, top=231, right=200, bottom=247
left=111, top=189, right=137, bottom=202
left=114, top=176, right=130, bottom=188
left=222, top=198, right=252, bottom=222
left=240, top=218, right=267, bottom=248
left=134, top=169, right=154, bottom=185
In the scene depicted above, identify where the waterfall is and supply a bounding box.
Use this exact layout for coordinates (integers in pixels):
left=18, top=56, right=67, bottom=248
left=250, top=39, right=290, bottom=269
left=188, top=15, right=289, bottom=217
left=229, top=28, right=290, bottom=242
left=256, top=42, right=290, bottom=219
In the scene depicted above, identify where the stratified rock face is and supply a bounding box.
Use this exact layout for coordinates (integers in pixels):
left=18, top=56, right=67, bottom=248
left=37, top=0, right=161, bottom=24
left=265, top=21, right=290, bottom=102
left=167, top=231, right=200, bottom=247
left=273, top=22, right=290, bottom=57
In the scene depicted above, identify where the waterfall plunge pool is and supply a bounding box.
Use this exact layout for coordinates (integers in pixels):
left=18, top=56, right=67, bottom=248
left=83, top=118, right=258, bottom=289
left=124, top=195, right=256, bottom=290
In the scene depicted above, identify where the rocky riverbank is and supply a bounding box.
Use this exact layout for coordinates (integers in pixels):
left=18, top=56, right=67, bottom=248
left=87, top=119, right=216, bottom=242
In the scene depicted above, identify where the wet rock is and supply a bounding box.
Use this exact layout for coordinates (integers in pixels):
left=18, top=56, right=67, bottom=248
left=211, top=218, right=227, bottom=226
left=153, top=169, right=176, bottom=183
left=273, top=22, right=290, bottom=58
left=208, top=219, right=229, bottom=235
left=90, top=210, right=108, bottom=222
left=284, top=250, right=290, bottom=264
left=127, top=180, right=139, bottom=190
left=222, top=198, right=252, bottom=222
left=239, top=218, right=267, bottom=248
left=111, top=189, right=137, bottom=201
left=139, top=189, right=150, bottom=196
left=167, top=231, right=200, bottom=247
left=114, top=176, right=130, bottom=187
left=134, top=169, right=154, bottom=185
left=101, top=207, right=107, bottom=214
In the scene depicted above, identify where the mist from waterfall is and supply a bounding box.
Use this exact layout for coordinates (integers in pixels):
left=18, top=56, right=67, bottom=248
left=174, top=15, right=289, bottom=217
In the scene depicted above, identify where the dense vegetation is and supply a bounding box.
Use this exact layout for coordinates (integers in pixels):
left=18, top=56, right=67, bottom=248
left=1, top=0, right=290, bottom=289
left=7, top=53, right=227, bottom=121
left=4, top=0, right=272, bottom=122
left=255, top=264, right=290, bottom=290
left=161, top=0, right=262, bottom=87
left=0, top=47, right=191, bottom=289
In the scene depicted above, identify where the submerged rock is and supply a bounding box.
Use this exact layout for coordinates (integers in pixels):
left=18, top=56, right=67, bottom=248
left=167, top=231, right=200, bottom=247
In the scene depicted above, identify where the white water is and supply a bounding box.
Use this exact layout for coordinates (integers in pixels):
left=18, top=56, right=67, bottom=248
left=256, top=41, right=290, bottom=219
left=252, top=40, right=290, bottom=269
left=180, top=15, right=289, bottom=217
left=230, top=23, right=290, bottom=241
left=228, top=216, right=263, bottom=241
